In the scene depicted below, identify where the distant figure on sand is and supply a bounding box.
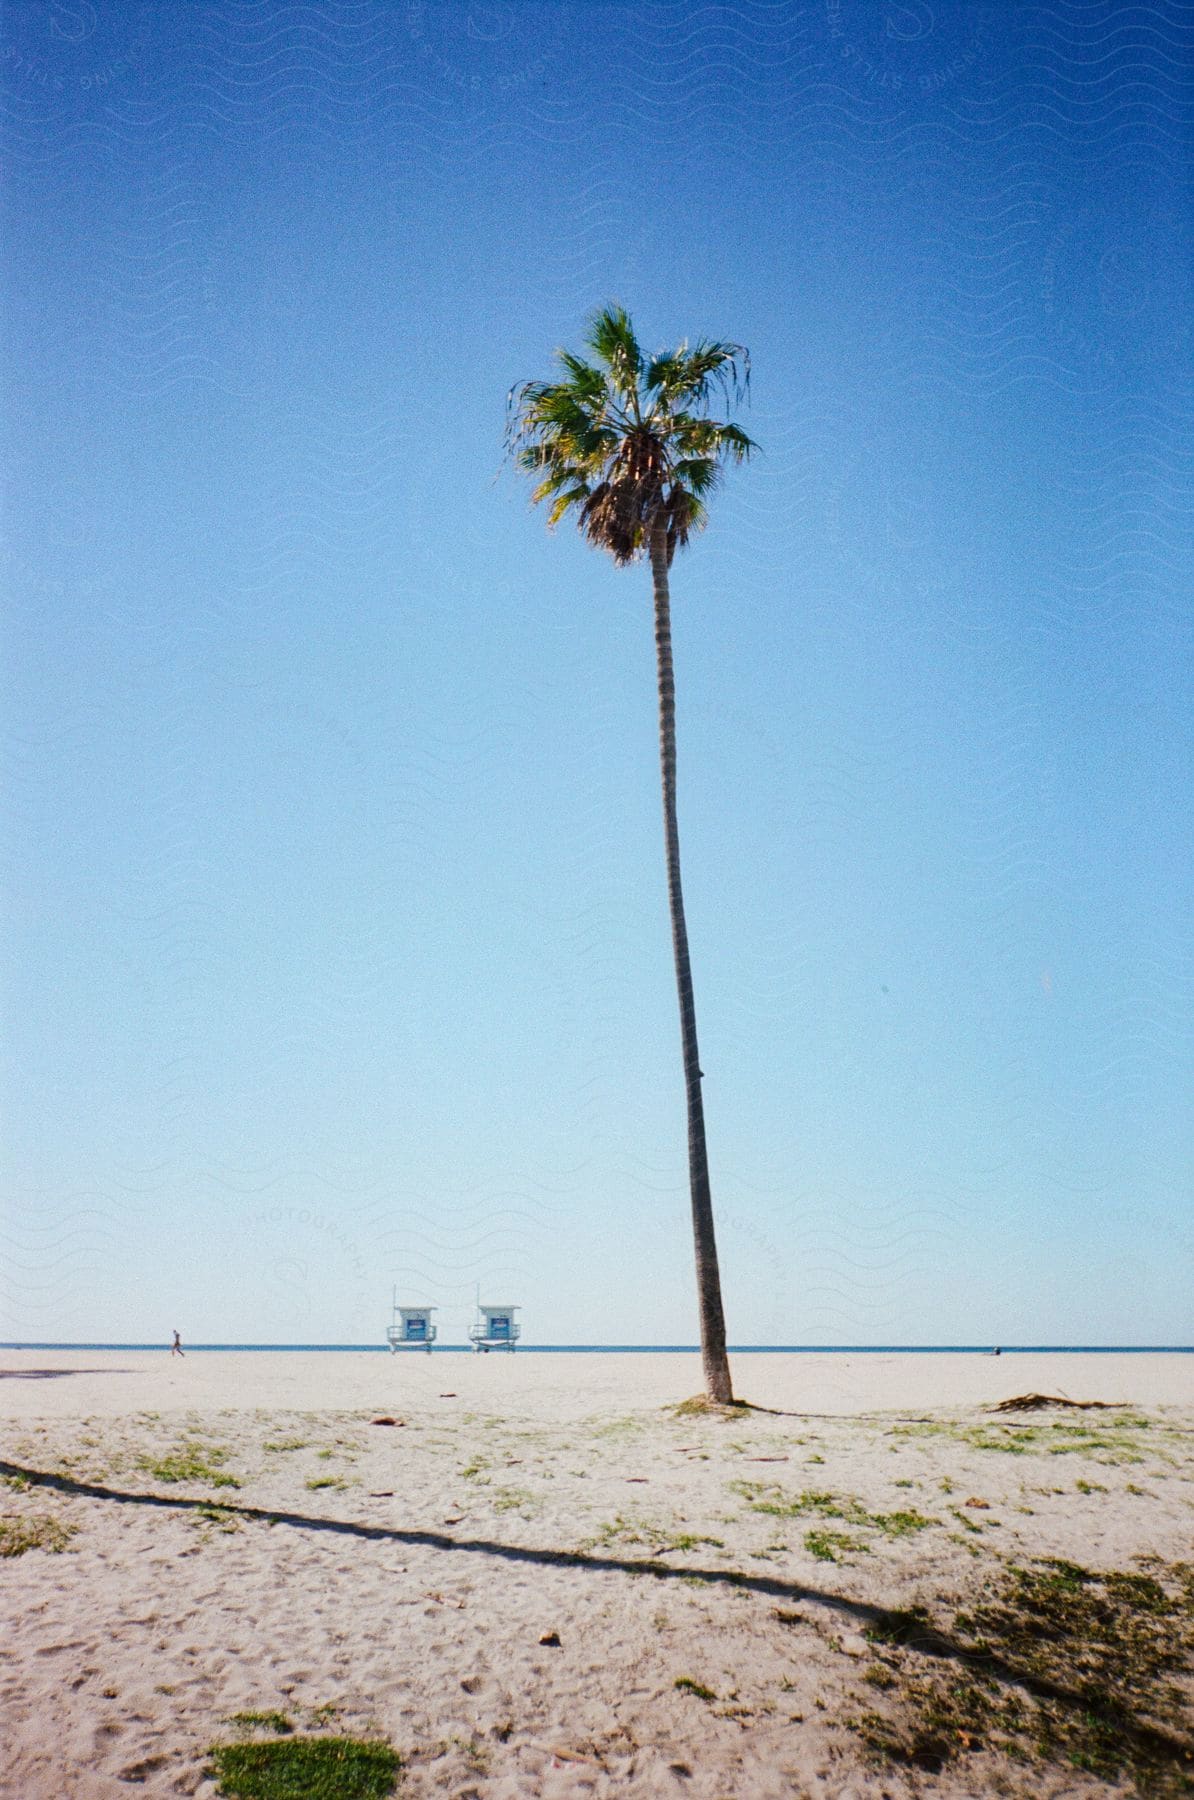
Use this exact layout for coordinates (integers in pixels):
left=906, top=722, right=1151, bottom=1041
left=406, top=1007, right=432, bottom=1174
left=172, top=1331, right=184, bottom=1357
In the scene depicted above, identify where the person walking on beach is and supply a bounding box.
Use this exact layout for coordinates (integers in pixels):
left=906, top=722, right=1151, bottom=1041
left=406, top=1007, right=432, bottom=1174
left=172, top=1330, right=184, bottom=1357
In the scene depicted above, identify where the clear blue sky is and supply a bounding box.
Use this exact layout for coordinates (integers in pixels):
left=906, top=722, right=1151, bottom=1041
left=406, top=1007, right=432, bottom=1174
left=2, top=1, right=1190, bottom=1346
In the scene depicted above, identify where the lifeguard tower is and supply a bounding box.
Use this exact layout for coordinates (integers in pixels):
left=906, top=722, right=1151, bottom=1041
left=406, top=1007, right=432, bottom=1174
left=386, top=1291, right=437, bottom=1353
left=469, top=1304, right=520, bottom=1353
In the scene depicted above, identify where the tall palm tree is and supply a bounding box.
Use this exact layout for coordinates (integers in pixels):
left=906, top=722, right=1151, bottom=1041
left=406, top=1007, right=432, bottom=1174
left=507, top=305, right=755, bottom=1404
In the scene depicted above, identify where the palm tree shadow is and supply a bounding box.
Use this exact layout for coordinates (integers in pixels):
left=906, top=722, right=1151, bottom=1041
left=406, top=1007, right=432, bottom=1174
left=4, top=1456, right=867, bottom=1612
left=677, top=1398, right=935, bottom=1422
left=8, top=1453, right=1190, bottom=1774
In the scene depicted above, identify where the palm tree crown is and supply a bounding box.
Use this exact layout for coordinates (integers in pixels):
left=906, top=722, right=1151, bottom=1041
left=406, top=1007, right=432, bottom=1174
left=506, top=304, right=755, bottom=565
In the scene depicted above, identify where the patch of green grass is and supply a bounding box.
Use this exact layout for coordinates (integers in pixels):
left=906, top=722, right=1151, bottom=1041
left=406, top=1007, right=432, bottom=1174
left=733, top=1483, right=936, bottom=1541
left=674, top=1676, right=717, bottom=1701
left=209, top=1736, right=400, bottom=1798
left=435, top=1734, right=489, bottom=1770
left=732, top=1482, right=865, bottom=1522
left=1034, top=1556, right=1094, bottom=1592
left=1103, top=1571, right=1174, bottom=1614
left=854, top=1558, right=1194, bottom=1791
left=0, top=1513, right=77, bottom=1556
left=590, top=1415, right=646, bottom=1438
left=262, top=1439, right=308, bottom=1454
left=194, top=1503, right=241, bottom=1533
left=137, top=1441, right=240, bottom=1488
left=869, top=1509, right=936, bottom=1538
left=226, top=1712, right=293, bottom=1735
left=583, top=1515, right=723, bottom=1555
left=665, top=1531, right=725, bottom=1552
left=804, top=1529, right=869, bottom=1564
left=490, top=1486, right=537, bottom=1513
left=305, top=1476, right=349, bottom=1492
left=585, top=1514, right=648, bottom=1549
left=0, top=1473, right=31, bottom=1493
left=888, top=1419, right=1152, bottom=1464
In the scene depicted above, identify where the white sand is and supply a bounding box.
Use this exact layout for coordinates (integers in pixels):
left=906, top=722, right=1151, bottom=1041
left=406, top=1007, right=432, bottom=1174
left=2, top=1351, right=1191, bottom=1797
left=3, top=1348, right=1189, bottom=1421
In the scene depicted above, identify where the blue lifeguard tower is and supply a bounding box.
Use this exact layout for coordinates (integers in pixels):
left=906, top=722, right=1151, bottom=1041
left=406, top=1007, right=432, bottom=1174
left=386, top=1290, right=437, bottom=1353
left=469, top=1304, right=521, bottom=1352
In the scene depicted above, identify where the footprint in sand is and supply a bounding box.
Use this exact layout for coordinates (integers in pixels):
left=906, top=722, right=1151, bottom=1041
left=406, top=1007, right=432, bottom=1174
left=119, top=1754, right=170, bottom=1780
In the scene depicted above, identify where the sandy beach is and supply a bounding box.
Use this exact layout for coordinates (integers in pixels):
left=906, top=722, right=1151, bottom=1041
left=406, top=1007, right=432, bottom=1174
left=2, top=1350, right=1191, bottom=1797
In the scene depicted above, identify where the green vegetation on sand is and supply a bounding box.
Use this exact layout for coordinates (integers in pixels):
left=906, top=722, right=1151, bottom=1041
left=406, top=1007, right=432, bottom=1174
left=855, top=1557, right=1194, bottom=1793
left=804, top=1528, right=869, bottom=1564
left=733, top=1481, right=938, bottom=1541
left=0, top=1512, right=77, bottom=1556
left=674, top=1676, right=717, bottom=1701
left=209, top=1735, right=400, bottom=1799
left=138, top=1440, right=240, bottom=1487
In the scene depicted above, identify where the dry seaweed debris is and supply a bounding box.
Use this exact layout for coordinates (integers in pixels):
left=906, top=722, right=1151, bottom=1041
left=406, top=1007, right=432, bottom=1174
left=987, top=1394, right=1115, bottom=1414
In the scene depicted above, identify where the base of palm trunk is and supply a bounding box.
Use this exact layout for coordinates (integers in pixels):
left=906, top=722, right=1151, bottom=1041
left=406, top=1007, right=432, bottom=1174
left=703, top=1349, right=734, bottom=1406
left=671, top=1393, right=749, bottom=1416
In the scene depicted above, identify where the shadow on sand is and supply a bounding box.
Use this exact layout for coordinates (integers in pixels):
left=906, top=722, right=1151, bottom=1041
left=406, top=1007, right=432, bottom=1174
left=0, top=1369, right=137, bottom=1380
left=5, top=1453, right=1190, bottom=1774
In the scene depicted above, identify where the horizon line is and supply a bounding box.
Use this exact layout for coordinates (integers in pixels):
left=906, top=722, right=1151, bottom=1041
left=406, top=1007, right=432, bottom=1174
left=3, top=1343, right=1191, bottom=1355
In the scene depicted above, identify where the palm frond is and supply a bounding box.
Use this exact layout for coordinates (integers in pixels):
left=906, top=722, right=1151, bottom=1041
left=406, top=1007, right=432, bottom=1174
left=671, top=457, right=722, bottom=496
left=584, top=303, right=642, bottom=401
left=547, top=483, right=593, bottom=527
left=554, top=351, right=607, bottom=405
left=646, top=339, right=750, bottom=409
left=667, top=414, right=721, bottom=455
left=711, top=421, right=757, bottom=461
left=664, top=487, right=708, bottom=565
left=531, top=463, right=589, bottom=503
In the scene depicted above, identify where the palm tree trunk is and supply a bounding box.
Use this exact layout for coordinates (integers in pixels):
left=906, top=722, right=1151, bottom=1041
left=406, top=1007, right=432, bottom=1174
left=648, top=521, right=734, bottom=1404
